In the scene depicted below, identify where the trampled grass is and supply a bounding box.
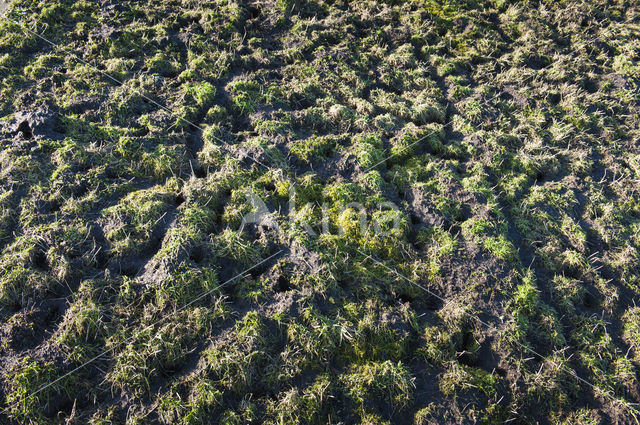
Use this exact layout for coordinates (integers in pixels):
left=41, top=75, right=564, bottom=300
left=0, top=0, right=639, bottom=423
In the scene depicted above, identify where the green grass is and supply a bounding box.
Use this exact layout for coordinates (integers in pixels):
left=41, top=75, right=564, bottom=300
left=0, top=0, right=639, bottom=423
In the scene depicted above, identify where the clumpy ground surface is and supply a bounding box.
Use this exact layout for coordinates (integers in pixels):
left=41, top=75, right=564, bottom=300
left=0, top=0, right=640, bottom=423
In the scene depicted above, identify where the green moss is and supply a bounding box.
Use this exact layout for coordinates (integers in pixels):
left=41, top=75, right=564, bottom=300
left=290, top=135, right=338, bottom=163
left=354, top=133, right=384, bottom=169
left=185, top=81, right=217, bottom=107
left=227, top=79, right=262, bottom=114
